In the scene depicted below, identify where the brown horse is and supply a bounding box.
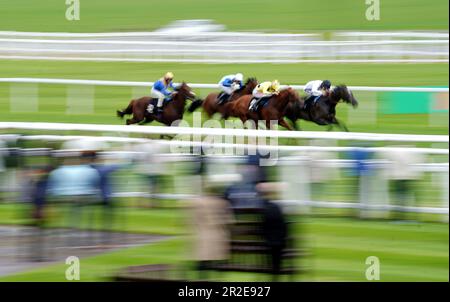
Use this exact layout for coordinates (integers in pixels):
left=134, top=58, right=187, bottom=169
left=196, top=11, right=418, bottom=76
left=225, top=87, right=300, bottom=130
left=187, top=77, right=258, bottom=118
left=284, top=84, right=358, bottom=131
left=117, top=82, right=196, bottom=126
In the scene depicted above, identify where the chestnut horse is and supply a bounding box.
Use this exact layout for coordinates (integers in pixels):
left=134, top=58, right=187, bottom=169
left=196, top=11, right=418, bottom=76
left=116, top=82, right=196, bottom=126
left=225, top=87, right=300, bottom=130
left=187, top=77, right=258, bottom=118
left=284, top=84, right=358, bottom=131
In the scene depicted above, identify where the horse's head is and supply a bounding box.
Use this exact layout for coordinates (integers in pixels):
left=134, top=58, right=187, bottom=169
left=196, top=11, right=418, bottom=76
left=240, top=77, right=258, bottom=94
left=332, top=85, right=358, bottom=108
left=174, top=82, right=196, bottom=101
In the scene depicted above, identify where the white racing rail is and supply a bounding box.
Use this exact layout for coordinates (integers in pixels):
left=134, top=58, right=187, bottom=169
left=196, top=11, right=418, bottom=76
left=0, top=31, right=447, bottom=63
left=0, top=122, right=448, bottom=143
left=0, top=77, right=448, bottom=93
left=0, top=134, right=448, bottom=155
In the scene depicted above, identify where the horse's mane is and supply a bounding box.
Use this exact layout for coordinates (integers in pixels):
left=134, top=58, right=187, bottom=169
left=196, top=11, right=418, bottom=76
left=245, top=77, right=257, bottom=85
left=332, top=84, right=348, bottom=95
left=333, top=84, right=348, bottom=100
left=234, top=77, right=257, bottom=94
left=330, top=84, right=357, bottom=107
left=175, top=81, right=189, bottom=92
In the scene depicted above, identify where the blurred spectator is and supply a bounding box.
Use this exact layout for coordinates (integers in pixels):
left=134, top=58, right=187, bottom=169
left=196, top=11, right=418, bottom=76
left=133, top=142, right=170, bottom=206
left=224, top=154, right=267, bottom=209
left=30, top=166, right=53, bottom=222
left=46, top=150, right=101, bottom=243
left=90, top=152, right=131, bottom=243
left=47, top=152, right=100, bottom=198
left=257, top=182, right=289, bottom=281
left=28, top=165, right=53, bottom=262
left=347, top=145, right=373, bottom=178
left=187, top=158, right=233, bottom=280
left=0, top=139, right=7, bottom=201
left=307, top=139, right=339, bottom=200
left=346, top=144, right=375, bottom=217
left=0, top=138, right=20, bottom=202
left=380, top=147, right=424, bottom=220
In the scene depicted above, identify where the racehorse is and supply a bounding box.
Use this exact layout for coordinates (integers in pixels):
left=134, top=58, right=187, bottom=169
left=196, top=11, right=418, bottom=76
left=187, top=77, right=258, bottom=118
left=225, top=87, right=300, bottom=130
left=284, top=84, right=358, bottom=131
left=117, top=82, right=196, bottom=126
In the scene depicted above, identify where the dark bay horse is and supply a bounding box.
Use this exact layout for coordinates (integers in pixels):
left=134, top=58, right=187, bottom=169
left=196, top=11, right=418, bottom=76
left=284, top=84, right=358, bottom=131
left=117, top=82, right=196, bottom=126
left=187, top=77, right=258, bottom=118
left=226, top=87, right=300, bottom=130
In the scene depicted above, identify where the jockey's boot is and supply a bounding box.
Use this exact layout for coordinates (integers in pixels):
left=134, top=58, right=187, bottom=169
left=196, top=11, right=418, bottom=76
left=156, top=106, right=164, bottom=116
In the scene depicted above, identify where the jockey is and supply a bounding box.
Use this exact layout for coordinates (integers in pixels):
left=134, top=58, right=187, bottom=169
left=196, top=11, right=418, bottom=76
left=150, top=72, right=175, bottom=114
left=249, top=80, right=280, bottom=111
left=217, top=73, right=244, bottom=103
left=304, top=80, right=332, bottom=103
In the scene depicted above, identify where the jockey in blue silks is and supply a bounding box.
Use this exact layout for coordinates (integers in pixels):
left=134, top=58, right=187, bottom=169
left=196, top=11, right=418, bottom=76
left=150, top=72, right=175, bottom=114
left=217, top=73, right=244, bottom=103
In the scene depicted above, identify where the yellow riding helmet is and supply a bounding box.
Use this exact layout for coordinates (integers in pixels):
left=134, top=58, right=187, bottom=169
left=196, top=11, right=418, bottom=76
left=271, top=80, right=280, bottom=91
left=165, top=72, right=174, bottom=79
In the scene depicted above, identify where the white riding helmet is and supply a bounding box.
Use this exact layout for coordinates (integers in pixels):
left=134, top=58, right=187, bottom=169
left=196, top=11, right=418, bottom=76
left=234, top=73, right=244, bottom=82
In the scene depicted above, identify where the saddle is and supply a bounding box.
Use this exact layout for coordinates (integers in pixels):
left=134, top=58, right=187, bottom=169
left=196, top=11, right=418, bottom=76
left=249, top=96, right=272, bottom=112
left=303, top=95, right=321, bottom=111
left=146, top=97, right=171, bottom=114
left=217, top=92, right=231, bottom=105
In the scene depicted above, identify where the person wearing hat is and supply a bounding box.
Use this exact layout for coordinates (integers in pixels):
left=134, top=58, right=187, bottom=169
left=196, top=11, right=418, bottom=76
left=150, top=72, right=176, bottom=114
left=303, top=79, right=332, bottom=108
left=249, top=80, right=281, bottom=112
left=217, top=73, right=244, bottom=104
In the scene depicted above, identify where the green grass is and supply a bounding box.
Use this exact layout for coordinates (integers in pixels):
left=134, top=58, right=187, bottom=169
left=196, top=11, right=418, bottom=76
left=0, top=60, right=448, bottom=135
left=0, top=0, right=448, bottom=32
left=1, top=60, right=448, bottom=86
left=0, top=202, right=447, bottom=282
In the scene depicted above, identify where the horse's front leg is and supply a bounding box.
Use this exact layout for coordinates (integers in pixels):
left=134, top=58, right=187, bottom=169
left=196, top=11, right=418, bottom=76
left=330, top=117, right=349, bottom=132
left=288, top=118, right=301, bottom=131
left=126, top=116, right=145, bottom=125
left=278, top=118, right=294, bottom=131
left=336, top=118, right=349, bottom=132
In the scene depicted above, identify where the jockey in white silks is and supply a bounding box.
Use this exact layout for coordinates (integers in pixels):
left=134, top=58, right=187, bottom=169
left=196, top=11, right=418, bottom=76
left=303, top=80, right=332, bottom=107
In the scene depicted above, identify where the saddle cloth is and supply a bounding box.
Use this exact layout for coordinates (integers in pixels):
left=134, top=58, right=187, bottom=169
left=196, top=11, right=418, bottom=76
left=303, top=95, right=321, bottom=111
left=250, top=96, right=272, bottom=112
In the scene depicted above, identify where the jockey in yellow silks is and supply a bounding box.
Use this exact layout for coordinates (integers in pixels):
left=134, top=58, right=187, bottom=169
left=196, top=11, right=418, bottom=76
left=249, top=80, right=281, bottom=111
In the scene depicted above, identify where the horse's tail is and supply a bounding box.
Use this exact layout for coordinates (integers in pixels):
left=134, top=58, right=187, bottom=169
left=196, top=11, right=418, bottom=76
left=188, top=98, right=203, bottom=113
left=117, top=99, right=134, bottom=118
